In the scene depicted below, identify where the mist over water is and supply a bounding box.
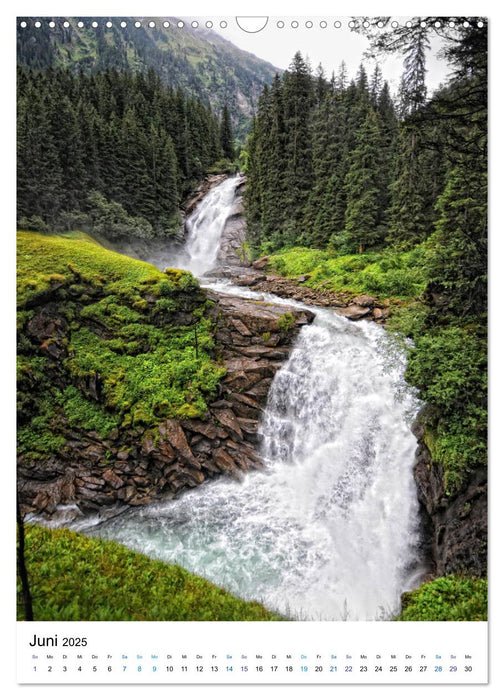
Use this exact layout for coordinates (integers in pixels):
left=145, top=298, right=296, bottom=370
left=79, top=178, right=425, bottom=620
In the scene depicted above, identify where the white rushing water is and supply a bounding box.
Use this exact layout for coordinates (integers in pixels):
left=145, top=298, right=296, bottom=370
left=173, top=175, right=239, bottom=277
left=80, top=178, right=425, bottom=620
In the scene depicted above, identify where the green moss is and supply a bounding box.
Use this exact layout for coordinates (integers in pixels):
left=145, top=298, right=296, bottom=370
left=17, top=525, right=284, bottom=621
left=277, top=312, right=295, bottom=332
left=396, top=576, right=487, bottom=621
left=17, top=231, right=167, bottom=308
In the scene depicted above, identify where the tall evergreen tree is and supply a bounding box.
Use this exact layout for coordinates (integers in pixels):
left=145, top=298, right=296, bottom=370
left=427, top=128, right=487, bottom=316
left=343, top=109, right=384, bottom=252
left=282, top=52, right=314, bottom=241
left=220, top=104, right=235, bottom=160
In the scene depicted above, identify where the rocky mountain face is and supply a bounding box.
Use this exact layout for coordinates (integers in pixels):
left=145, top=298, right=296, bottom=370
left=17, top=17, right=279, bottom=139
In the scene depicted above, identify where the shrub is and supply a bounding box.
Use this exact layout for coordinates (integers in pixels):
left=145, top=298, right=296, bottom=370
left=396, top=576, right=487, bottom=621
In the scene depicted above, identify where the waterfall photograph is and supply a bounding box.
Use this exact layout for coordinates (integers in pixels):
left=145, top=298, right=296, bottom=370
left=16, top=16, right=487, bottom=627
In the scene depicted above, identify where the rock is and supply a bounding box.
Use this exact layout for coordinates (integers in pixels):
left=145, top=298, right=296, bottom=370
left=102, top=469, right=125, bottom=489
left=181, top=419, right=228, bottom=440
left=230, top=317, right=253, bottom=336
left=352, top=294, right=375, bottom=307
left=117, top=485, right=137, bottom=502
left=40, top=338, right=65, bottom=359
left=297, top=274, right=311, bottom=283
left=236, top=417, right=259, bottom=438
left=161, top=419, right=199, bottom=468
left=212, top=447, right=239, bottom=473
left=212, top=408, right=243, bottom=442
left=338, top=305, right=372, bottom=320
left=235, top=274, right=266, bottom=287
left=227, top=392, right=261, bottom=418
left=252, top=256, right=269, bottom=270
left=141, top=434, right=156, bottom=455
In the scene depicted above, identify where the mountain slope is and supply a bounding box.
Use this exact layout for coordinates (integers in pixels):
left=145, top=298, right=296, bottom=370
left=17, top=17, right=279, bottom=139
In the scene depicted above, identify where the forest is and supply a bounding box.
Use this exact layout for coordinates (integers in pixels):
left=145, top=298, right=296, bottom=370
left=17, top=66, right=235, bottom=238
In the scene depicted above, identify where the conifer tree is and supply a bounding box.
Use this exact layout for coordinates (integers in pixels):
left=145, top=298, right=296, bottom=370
left=387, top=126, right=432, bottom=246
left=427, top=128, right=487, bottom=315
left=17, top=82, right=63, bottom=224
left=220, top=104, right=235, bottom=160
left=282, top=52, right=314, bottom=240
left=343, top=109, right=384, bottom=252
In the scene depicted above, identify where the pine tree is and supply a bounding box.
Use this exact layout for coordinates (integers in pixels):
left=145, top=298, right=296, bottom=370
left=282, top=52, right=314, bottom=241
left=257, top=77, right=287, bottom=240
left=397, top=27, right=430, bottom=118
left=220, top=104, right=235, bottom=160
left=427, top=129, right=487, bottom=315
left=343, top=109, right=384, bottom=252
left=387, top=126, right=431, bottom=246
left=17, top=81, right=63, bottom=224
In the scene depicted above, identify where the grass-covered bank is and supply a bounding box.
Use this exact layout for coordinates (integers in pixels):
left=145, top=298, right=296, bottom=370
left=17, top=230, right=224, bottom=459
left=268, top=244, right=427, bottom=301
left=17, top=525, right=284, bottom=621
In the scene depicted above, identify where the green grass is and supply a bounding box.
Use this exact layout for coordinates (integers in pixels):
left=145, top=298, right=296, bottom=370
left=17, top=230, right=167, bottom=308
left=17, top=525, right=284, bottom=621
left=17, top=231, right=225, bottom=457
left=268, top=244, right=428, bottom=301
left=396, top=576, right=487, bottom=621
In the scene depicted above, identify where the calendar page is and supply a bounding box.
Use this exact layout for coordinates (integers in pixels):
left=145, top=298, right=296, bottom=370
left=14, top=1, right=489, bottom=690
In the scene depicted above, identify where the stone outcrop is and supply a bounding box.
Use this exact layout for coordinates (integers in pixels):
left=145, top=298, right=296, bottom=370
left=182, top=174, right=228, bottom=216
left=18, top=291, right=313, bottom=521
left=214, top=175, right=251, bottom=269
left=412, top=410, right=487, bottom=577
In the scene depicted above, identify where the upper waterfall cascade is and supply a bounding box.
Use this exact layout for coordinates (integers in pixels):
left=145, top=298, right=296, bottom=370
left=174, top=176, right=240, bottom=277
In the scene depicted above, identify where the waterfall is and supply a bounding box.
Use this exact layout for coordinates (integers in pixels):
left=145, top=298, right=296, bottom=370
left=174, top=176, right=239, bottom=277
left=78, top=179, right=424, bottom=620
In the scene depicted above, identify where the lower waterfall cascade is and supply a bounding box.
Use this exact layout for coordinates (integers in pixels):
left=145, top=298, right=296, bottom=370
left=80, top=176, right=426, bottom=621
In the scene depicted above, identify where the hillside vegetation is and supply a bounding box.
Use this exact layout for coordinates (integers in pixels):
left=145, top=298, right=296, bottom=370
left=17, top=231, right=224, bottom=460
left=17, top=17, right=278, bottom=139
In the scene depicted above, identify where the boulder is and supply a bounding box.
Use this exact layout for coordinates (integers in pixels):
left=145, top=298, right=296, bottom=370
left=212, top=408, right=244, bottom=442
left=252, top=256, right=269, bottom=270
left=352, top=294, right=375, bottom=308
left=102, top=469, right=125, bottom=489
left=235, top=274, right=266, bottom=287
left=160, top=419, right=199, bottom=468
left=212, top=447, right=239, bottom=473
left=338, top=305, right=372, bottom=321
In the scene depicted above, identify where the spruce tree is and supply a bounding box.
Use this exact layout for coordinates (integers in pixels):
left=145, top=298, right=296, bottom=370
left=282, top=52, right=314, bottom=241
left=220, top=104, right=235, bottom=160
left=343, top=109, right=384, bottom=252
left=427, top=130, right=487, bottom=315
